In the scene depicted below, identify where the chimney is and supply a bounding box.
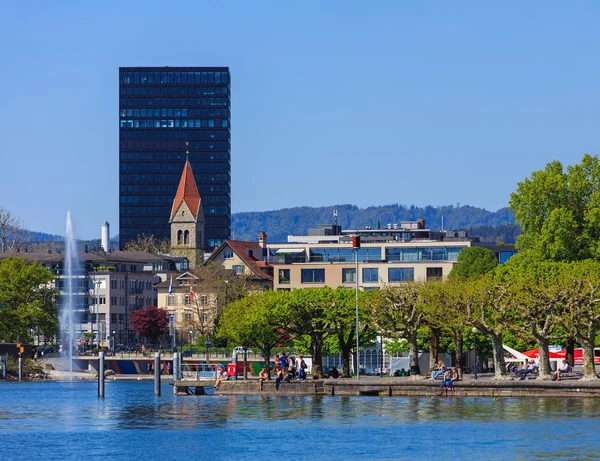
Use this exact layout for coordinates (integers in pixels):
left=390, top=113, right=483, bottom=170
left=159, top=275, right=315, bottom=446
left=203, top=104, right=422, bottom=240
left=418, top=219, right=425, bottom=229
left=258, top=231, right=267, bottom=259
left=101, top=221, right=110, bottom=252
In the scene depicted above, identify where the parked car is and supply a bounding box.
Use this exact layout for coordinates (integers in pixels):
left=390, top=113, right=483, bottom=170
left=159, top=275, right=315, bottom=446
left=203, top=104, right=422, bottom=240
left=36, top=346, right=55, bottom=355
left=233, top=346, right=254, bottom=355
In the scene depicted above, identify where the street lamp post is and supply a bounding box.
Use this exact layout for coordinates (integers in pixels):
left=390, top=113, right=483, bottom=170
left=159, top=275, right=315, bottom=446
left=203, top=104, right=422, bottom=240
left=352, top=236, right=360, bottom=381
left=472, top=327, right=478, bottom=380
left=112, top=330, right=116, bottom=355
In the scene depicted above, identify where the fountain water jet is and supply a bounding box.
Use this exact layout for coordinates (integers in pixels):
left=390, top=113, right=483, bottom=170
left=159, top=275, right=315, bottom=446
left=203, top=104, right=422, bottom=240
left=60, top=212, right=81, bottom=379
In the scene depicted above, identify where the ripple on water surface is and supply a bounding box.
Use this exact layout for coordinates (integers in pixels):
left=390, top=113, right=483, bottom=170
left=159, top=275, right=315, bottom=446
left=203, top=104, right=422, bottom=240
left=1, top=381, right=599, bottom=460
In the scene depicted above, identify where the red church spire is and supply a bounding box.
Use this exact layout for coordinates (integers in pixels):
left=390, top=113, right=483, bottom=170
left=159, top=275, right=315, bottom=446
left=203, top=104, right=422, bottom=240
left=170, top=145, right=201, bottom=220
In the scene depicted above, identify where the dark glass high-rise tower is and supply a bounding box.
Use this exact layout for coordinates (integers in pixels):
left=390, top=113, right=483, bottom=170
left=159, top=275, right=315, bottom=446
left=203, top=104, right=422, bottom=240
left=119, top=66, right=231, bottom=251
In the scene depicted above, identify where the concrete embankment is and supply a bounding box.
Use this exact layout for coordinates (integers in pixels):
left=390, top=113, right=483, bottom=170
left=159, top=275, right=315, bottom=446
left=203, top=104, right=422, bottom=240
left=208, top=376, right=600, bottom=398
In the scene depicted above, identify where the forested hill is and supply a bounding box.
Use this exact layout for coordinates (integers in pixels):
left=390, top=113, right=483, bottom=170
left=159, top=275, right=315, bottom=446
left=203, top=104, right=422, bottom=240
left=232, top=204, right=519, bottom=244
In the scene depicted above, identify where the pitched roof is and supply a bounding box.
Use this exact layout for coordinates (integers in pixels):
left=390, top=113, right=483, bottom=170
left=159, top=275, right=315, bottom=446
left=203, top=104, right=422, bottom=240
left=204, top=239, right=273, bottom=281
left=170, top=160, right=201, bottom=220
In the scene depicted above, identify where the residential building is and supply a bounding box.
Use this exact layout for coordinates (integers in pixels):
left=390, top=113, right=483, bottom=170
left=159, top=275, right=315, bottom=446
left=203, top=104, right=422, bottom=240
left=267, top=221, right=516, bottom=290
left=119, top=66, right=231, bottom=251
left=155, top=233, right=273, bottom=337
left=0, top=250, right=179, bottom=347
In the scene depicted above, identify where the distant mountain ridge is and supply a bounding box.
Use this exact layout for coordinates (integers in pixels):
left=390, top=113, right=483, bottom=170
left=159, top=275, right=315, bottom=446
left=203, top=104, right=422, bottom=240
left=24, top=203, right=519, bottom=247
left=232, top=203, right=518, bottom=244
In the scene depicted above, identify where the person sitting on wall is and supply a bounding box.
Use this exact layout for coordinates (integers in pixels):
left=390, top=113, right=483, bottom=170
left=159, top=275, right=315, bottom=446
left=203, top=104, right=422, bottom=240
left=259, top=367, right=269, bottom=391
left=517, top=360, right=538, bottom=380
left=440, top=368, right=458, bottom=390
left=214, top=368, right=229, bottom=389
left=431, top=361, right=446, bottom=380
left=275, top=367, right=285, bottom=390
left=329, top=367, right=340, bottom=379
left=552, top=360, right=572, bottom=381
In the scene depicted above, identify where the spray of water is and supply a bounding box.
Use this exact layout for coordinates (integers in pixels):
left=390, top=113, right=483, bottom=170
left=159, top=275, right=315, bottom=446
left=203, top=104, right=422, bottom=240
left=60, top=212, right=80, bottom=379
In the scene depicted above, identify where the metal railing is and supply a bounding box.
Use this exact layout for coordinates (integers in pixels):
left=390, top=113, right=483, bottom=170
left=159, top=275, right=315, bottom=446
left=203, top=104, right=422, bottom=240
left=180, top=363, right=220, bottom=381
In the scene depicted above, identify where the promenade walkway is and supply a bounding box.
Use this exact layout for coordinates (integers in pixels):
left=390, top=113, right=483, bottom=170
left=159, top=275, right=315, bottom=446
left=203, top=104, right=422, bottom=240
left=208, top=374, right=600, bottom=398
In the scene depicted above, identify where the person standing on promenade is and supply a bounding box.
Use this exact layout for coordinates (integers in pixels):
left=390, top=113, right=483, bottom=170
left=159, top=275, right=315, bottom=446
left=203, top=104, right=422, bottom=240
left=298, top=356, right=308, bottom=380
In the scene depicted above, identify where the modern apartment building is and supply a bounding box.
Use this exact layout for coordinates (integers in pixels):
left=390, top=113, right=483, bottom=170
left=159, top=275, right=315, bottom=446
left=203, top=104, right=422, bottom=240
left=267, top=221, right=517, bottom=290
left=119, top=66, right=231, bottom=251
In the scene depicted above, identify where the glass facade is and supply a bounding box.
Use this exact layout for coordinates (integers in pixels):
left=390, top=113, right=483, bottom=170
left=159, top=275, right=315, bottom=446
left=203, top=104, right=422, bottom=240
left=119, top=66, right=231, bottom=250
left=388, top=267, right=415, bottom=282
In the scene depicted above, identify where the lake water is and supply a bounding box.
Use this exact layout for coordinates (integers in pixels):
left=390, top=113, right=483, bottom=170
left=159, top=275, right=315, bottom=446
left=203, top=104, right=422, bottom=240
left=1, top=380, right=600, bottom=460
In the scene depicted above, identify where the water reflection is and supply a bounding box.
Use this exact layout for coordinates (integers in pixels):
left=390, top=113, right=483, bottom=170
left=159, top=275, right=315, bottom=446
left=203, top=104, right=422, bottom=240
left=2, top=381, right=600, bottom=460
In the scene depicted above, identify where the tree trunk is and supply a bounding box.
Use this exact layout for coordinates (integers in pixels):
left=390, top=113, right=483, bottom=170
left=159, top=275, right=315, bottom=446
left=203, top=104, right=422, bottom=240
left=453, top=330, right=464, bottom=379
left=490, top=333, right=507, bottom=379
left=311, top=333, right=324, bottom=378
left=341, top=344, right=352, bottom=378
left=536, top=337, right=552, bottom=379
left=566, top=337, right=575, bottom=368
left=261, top=346, right=271, bottom=378
left=428, top=327, right=440, bottom=373
left=582, top=329, right=598, bottom=379
left=339, top=331, right=354, bottom=378
left=408, top=331, right=420, bottom=375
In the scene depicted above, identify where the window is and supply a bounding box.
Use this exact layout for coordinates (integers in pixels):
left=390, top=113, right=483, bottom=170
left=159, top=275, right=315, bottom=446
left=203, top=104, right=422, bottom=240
left=232, top=265, right=245, bottom=274
left=167, top=295, right=176, bottom=306
left=426, top=267, right=443, bottom=281
left=388, top=267, right=414, bottom=282
left=184, top=312, right=193, bottom=323
left=184, top=295, right=192, bottom=306
left=224, top=251, right=233, bottom=259
left=342, top=268, right=356, bottom=283
left=301, top=268, right=325, bottom=283
left=200, top=295, right=209, bottom=305
left=362, top=268, right=379, bottom=283
left=279, top=269, right=290, bottom=284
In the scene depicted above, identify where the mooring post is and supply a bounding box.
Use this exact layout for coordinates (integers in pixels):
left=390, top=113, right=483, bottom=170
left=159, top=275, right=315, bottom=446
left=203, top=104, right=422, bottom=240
left=172, top=352, right=179, bottom=396
left=18, top=356, right=22, bottom=382
left=154, top=352, right=161, bottom=396
left=98, top=351, right=105, bottom=398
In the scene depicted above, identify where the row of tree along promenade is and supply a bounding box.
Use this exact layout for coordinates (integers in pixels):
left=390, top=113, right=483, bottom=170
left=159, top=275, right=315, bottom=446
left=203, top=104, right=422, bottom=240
left=215, top=154, right=600, bottom=382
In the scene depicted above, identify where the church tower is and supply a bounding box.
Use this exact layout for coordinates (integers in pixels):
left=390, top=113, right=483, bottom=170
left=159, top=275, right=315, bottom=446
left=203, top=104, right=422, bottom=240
left=169, top=151, right=205, bottom=268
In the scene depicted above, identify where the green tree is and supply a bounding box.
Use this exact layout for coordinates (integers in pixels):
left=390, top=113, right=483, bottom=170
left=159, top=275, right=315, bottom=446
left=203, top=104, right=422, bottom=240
left=420, top=279, right=468, bottom=377
left=560, top=260, right=600, bottom=379
left=0, top=257, right=58, bottom=343
left=370, top=283, right=424, bottom=375
left=449, top=246, right=498, bottom=279
left=458, top=276, right=516, bottom=379
left=495, top=262, right=568, bottom=379
left=322, top=287, right=374, bottom=378
left=509, top=154, right=600, bottom=262
left=218, top=291, right=288, bottom=377
left=286, top=288, right=331, bottom=378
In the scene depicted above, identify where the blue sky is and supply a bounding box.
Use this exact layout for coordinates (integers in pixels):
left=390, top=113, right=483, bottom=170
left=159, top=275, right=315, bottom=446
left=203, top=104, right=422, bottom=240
left=1, top=1, right=600, bottom=239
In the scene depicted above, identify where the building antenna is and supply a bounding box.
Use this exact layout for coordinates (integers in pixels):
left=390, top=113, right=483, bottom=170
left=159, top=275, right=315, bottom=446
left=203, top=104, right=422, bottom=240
left=333, top=209, right=338, bottom=227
